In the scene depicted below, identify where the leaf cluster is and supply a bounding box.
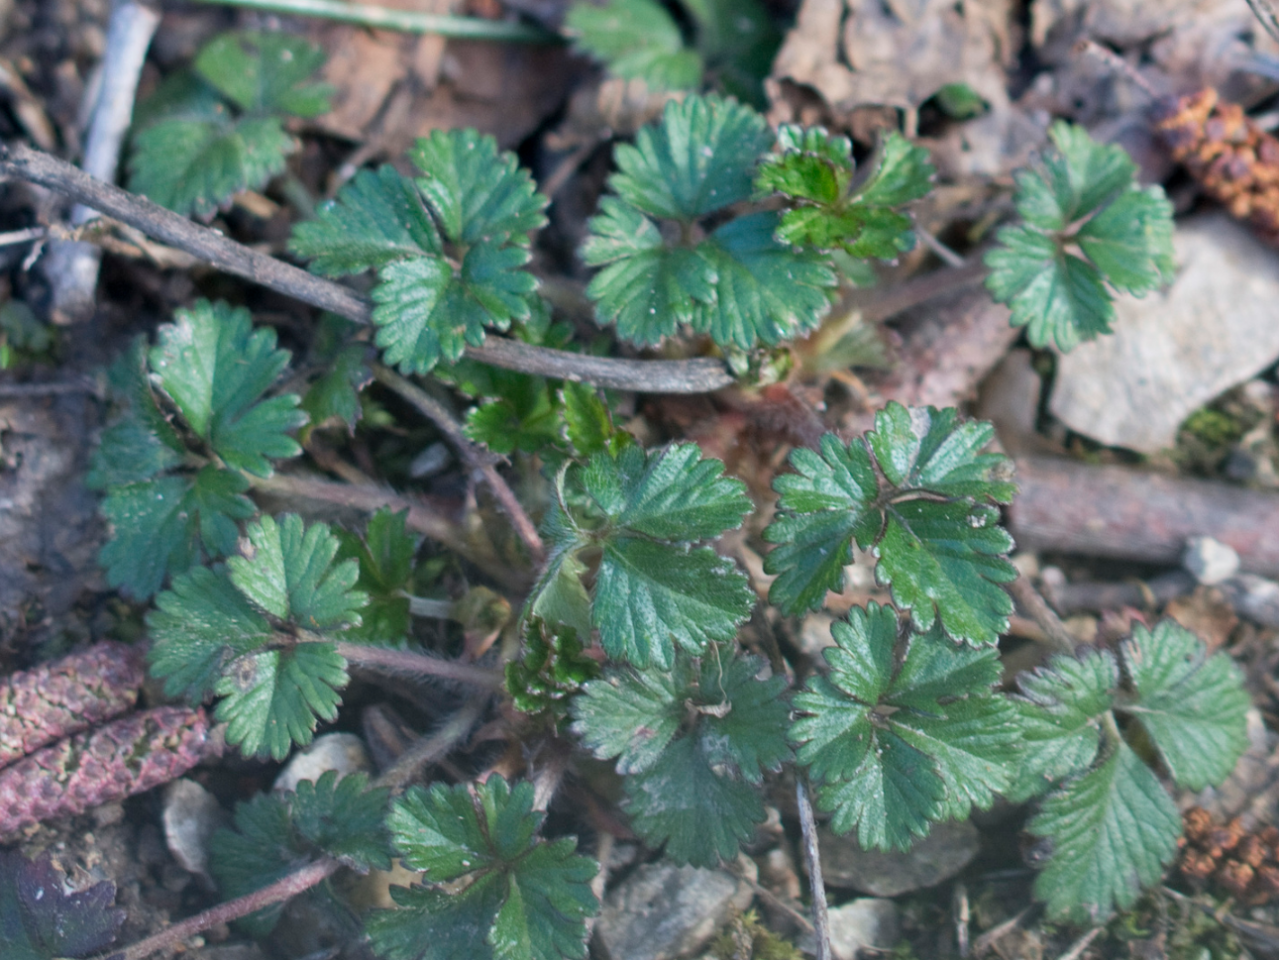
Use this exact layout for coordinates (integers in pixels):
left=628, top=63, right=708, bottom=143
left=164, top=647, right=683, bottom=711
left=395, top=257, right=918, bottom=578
left=129, top=31, right=332, bottom=217
left=147, top=512, right=367, bottom=759
left=792, top=604, right=1018, bottom=851
left=88, top=300, right=305, bottom=599
left=367, top=776, right=598, bottom=960
left=209, top=770, right=391, bottom=934
left=1013, top=620, right=1250, bottom=921
left=290, top=131, right=548, bottom=374
left=764, top=402, right=1017, bottom=646
left=572, top=646, right=790, bottom=866
left=984, top=120, right=1175, bottom=351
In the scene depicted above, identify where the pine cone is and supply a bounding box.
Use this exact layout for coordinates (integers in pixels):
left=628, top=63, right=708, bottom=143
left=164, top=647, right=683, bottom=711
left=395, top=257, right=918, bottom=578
left=0, top=642, right=144, bottom=768
left=0, top=706, right=214, bottom=840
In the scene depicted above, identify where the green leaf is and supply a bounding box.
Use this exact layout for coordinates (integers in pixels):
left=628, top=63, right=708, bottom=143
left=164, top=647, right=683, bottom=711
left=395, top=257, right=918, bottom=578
left=791, top=603, right=1016, bottom=850
left=228, top=513, right=366, bottom=630
left=1029, top=741, right=1181, bottom=923
left=765, top=404, right=1017, bottom=646
left=407, top=129, right=548, bottom=245
left=208, top=789, right=304, bottom=935
left=572, top=649, right=790, bottom=865
left=290, top=165, right=441, bottom=276
left=691, top=212, right=836, bottom=348
left=194, top=31, right=331, bottom=117
left=99, top=466, right=255, bottom=599
left=87, top=339, right=183, bottom=489
left=0, top=851, right=124, bottom=960
left=1008, top=649, right=1117, bottom=802
left=290, top=770, right=392, bottom=872
left=129, top=113, right=295, bottom=218
left=565, top=0, right=704, bottom=92
left=681, top=0, right=780, bottom=106
left=610, top=94, right=772, bottom=221
left=302, top=343, right=372, bottom=432
left=464, top=376, right=562, bottom=455
left=506, top=620, right=600, bottom=718
left=149, top=300, right=305, bottom=477
left=215, top=642, right=349, bottom=760
left=983, top=121, right=1175, bottom=351
left=147, top=565, right=272, bottom=701
left=374, top=776, right=598, bottom=960
left=1120, top=620, right=1250, bottom=791
left=336, top=508, right=419, bottom=645
left=560, top=382, right=623, bottom=459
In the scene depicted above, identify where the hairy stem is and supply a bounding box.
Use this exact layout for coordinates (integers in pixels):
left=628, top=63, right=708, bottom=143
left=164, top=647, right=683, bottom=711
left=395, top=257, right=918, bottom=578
left=108, top=857, right=339, bottom=960
left=0, top=143, right=734, bottom=394
left=186, top=0, right=558, bottom=42
left=1005, top=574, right=1078, bottom=654
left=796, top=777, right=832, bottom=960
left=375, top=698, right=486, bottom=791
left=373, top=364, right=545, bottom=565
left=332, top=640, right=501, bottom=688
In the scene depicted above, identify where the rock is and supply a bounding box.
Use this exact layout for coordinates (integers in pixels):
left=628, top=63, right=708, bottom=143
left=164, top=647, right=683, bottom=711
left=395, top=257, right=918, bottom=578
left=819, top=898, right=901, bottom=960
left=162, top=779, right=228, bottom=877
left=595, top=861, right=753, bottom=960
left=1050, top=214, right=1279, bottom=454
left=818, top=820, right=979, bottom=896
left=1183, top=536, right=1240, bottom=585
left=273, top=733, right=371, bottom=793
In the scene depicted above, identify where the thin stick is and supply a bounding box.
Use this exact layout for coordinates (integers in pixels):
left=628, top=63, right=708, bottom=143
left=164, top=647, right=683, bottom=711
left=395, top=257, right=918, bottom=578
left=796, top=778, right=832, bottom=960
left=333, top=640, right=501, bottom=688
left=0, top=379, right=95, bottom=397
left=375, top=698, right=486, bottom=791
left=0, top=226, right=45, bottom=246
left=187, top=0, right=558, bottom=43
left=1005, top=574, right=1078, bottom=654
left=0, top=143, right=735, bottom=394
left=1056, top=926, right=1103, bottom=960
left=373, top=365, right=544, bottom=564
left=108, top=857, right=339, bottom=960
left=954, top=881, right=970, bottom=958
left=971, top=907, right=1033, bottom=957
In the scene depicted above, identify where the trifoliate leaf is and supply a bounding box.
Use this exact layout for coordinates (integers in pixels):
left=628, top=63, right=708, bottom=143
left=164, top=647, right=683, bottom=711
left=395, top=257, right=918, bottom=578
left=149, top=300, right=305, bottom=478
left=691, top=212, right=836, bottom=348
left=611, top=95, right=772, bottom=221
left=984, top=121, right=1175, bottom=351
left=1008, top=649, right=1117, bottom=802
left=302, top=343, right=372, bottom=432
left=756, top=126, right=933, bottom=260
left=791, top=603, right=1016, bottom=850
left=336, top=508, right=419, bottom=645
left=1029, top=741, right=1181, bottom=923
left=229, top=513, right=366, bottom=630
left=1120, top=620, right=1250, bottom=791
left=572, top=649, right=790, bottom=866
left=147, top=565, right=272, bottom=701
left=99, top=466, right=255, bottom=599
left=372, top=776, right=598, bottom=960
left=0, top=851, right=124, bottom=960
left=565, top=0, right=703, bottom=92
left=194, top=31, right=331, bottom=117
left=215, top=642, right=349, bottom=759
left=765, top=404, right=1017, bottom=646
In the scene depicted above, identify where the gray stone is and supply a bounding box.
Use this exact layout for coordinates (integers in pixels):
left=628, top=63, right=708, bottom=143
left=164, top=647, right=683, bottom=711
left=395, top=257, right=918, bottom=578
left=819, top=819, right=979, bottom=896
left=825, top=898, right=901, bottom=960
left=162, top=779, right=228, bottom=877
left=273, top=732, right=371, bottom=793
left=1183, top=536, right=1240, bottom=585
left=595, top=862, right=753, bottom=960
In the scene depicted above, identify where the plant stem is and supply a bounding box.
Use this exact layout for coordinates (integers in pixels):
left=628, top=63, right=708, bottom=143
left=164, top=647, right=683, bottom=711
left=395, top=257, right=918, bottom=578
left=795, top=777, right=832, bottom=960
left=1005, top=574, right=1077, bottom=654
left=373, top=364, right=545, bottom=565
left=108, top=857, right=339, bottom=960
left=186, top=0, right=559, bottom=43
left=375, top=698, right=486, bottom=791
left=0, top=143, right=734, bottom=394
left=407, top=595, right=455, bottom=619
left=332, top=640, right=501, bottom=688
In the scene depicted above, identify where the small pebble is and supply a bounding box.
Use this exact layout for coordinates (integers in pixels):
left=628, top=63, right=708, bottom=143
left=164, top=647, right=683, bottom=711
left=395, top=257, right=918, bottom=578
left=1183, top=536, right=1240, bottom=585
left=273, top=732, right=371, bottom=793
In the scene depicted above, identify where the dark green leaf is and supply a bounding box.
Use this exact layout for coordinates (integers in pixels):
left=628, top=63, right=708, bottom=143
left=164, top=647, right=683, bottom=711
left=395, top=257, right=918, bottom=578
left=194, top=31, right=331, bottom=117
left=565, top=0, right=703, bottom=92
left=336, top=508, right=419, bottom=645
left=302, top=344, right=372, bottom=432
left=208, top=789, right=302, bottom=935
left=87, top=339, right=183, bottom=490
left=291, top=770, right=392, bottom=872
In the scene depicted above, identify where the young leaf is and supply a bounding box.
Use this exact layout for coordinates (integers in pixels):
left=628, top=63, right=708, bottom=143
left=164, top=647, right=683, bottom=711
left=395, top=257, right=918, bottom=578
left=335, top=508, right=419, bottom=645
left=149, top=300, right=305, bottom=478
left=303, top=343, right=373, bottom=433
left=194, top=32, right=332, bottom=117
left=369, top=776, right=598, bottom=960
left=1028, top=741, right=1181, bottom=923
left=756, top=126, right=934, bottom=260
left=533, top=443, right=755, bottom=668
left=764, top=404, right=1017, bottom=646
left=791, top=604, right=1016, bottom=850
left=506, top=621, right=600, bottom=719
left=984, top=121, right=1175, bottom=351
left=565, top=0, right=703, bottom=92
left=1120, top=620, right=1250, bottom=791
left=290, top=132, right=548, bottom=373
left=572, top=648, right=791, bottom=866
left=0, top=851, right=124, bottom=960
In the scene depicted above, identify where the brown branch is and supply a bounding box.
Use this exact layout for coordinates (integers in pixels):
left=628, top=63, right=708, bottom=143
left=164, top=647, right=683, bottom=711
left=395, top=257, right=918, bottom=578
left=107, top=857, right=340, bottom=960
left=332, top=640, right=501, bottom=689
left=795, top=778, right=832, bottom=960
left=0, top=142, right=735, bottom=394
left=373, top=365, right=545, bottom=564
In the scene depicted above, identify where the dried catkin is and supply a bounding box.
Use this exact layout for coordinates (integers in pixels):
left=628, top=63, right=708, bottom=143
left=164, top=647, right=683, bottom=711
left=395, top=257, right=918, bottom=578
left=0, top=641, right=145, bottom=768
left=0, top=706, right=212, bottom=839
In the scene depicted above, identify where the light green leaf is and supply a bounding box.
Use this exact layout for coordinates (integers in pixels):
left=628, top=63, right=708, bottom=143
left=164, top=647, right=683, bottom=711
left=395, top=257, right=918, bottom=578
left=565, top=0, right=704, bottom=92
left=194, top=31, right=331, bottom=117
